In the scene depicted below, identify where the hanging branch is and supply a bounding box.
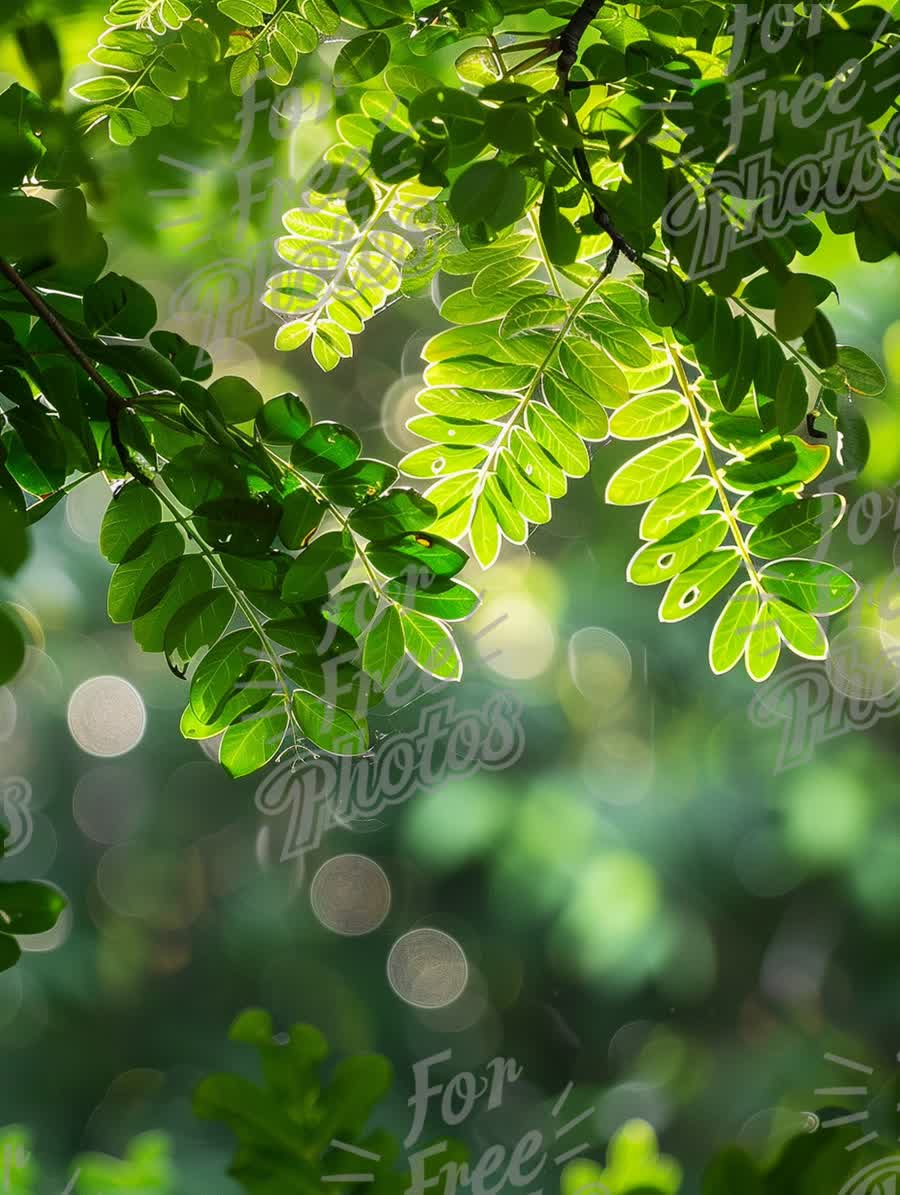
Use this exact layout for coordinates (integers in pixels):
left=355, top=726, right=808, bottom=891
left=0, top=256, right=151, bottom=485
left=555, top=0, right=639, bottom=264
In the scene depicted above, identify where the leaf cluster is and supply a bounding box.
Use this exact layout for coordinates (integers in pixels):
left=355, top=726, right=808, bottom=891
left=1, top=89, right=477, bottom=779
left=194, top=1007, right=466, bottom=1195
left=0, top=823, right=67, bottom=974
left=3, top=0, right=897, bottom=745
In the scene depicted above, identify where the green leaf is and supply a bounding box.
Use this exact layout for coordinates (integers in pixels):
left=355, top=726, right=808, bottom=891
left=715, top=317, right=757, bottom=413
left=108, top=107, right=152, bottom=146
left=0, top=494, right=28, bottom=577
left=282, top=530, right=355, bottom=602
left=0, top=932, right=21, bottom=973
left=484, top=473, right=525, bottom=544
left=165, top=588, right=235, bottom=674
left=742, top=272, right=836, bottom=310
left=576, top=311, right=653, bottom=371
left=0, top=879, right=66, bottom=934
left=496, top=449, right=550, bottom=524
left=220, top=699, right=289, bottom=778
left=539, top=186, right=579, bottom=267
left=423, top=359, right=534, bottom=392
left=0, top=604, right=25, bottom=685
left=774, top=274, right=818, bottom=340
left=469, top=490, right=501, bottom=568
left=835, top=345, right=886, bottom=396
left=501, top=295, right=569, bottom=337
left=542, top=370, right=609, bottom=441
left=208, top=376, right=264, bottom=425
left=362, top=603, right=405, bottom=686
left=291, top=422, right=362, bottom=472
left=334, top=30, right=390, bottom=86
left=189, top=628, right=260, bottom=722
left=526, top=403, right=589, bottom=477
left=628, top=513, right=728, bottom=586
left=292, top=689, right=368, bottom=754
left=659, top=548, right=742, bottom=623
left=400, top=608, right=461, bottom=680
left=769, top=597, right=827, bottom=660
left=449, top=161, right=527, bottom=231
left=774, top=360, right=808, bottom=434
left=324, top=583, right=379, bottom=640
left=609, top=391, right=687, bottom=440
left=71, top=74, right=130, bottom=102
left=470, top=256, right=540, bottom=300
left=745, top=602, right=781, bottom=682
left=107, top=522, right=184, bottom=623
left=803, top=310, right=838, bottom=369
left=350, top=489, right=436, bottom=539
left=709, top=582, right=759, bottom=675
left=132, top=554, right=211, bottom=652
left=256, top=393, right=311, bottom=443
left=279, top=488, right=324, bottom=552
left=722, top=438, right=829, bottom=494
left=336, top=0, right=410, bottom=31
left=640, top=477, right=715, bottom=541
left=417, top=386, right=516, bottom=421
left=485, top=104, right=533, bottom=154
left=384, top=576, right=479, bottom=621
left=83, top=271, right=157, bottom=337
left=367, top=531, right=466, bottom=579
left=747, top=494, right=845, bottom=560
left=837, top=396, right=871, bottom=474
left=322, top=459, right=398, bottom=506
left=606, top=436, right=702, bottom=506
left=760, top=558, right=858, bottom=616
left=181, top=661, right=277, bottom=740
left=559, top=338, right=628, bottom=408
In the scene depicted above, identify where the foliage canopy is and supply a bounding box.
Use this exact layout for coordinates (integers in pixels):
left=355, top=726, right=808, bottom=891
left=0, top=0, right=895, bottom=778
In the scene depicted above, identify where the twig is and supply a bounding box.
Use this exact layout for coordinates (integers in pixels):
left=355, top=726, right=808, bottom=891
left=0, top=256, right=152, bottom=485
left=553, top=0, right=640, bottom=265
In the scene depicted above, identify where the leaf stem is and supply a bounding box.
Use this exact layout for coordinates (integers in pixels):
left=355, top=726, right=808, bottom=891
left=153, top=482, right=300, bottom=747
left=665, top=331, right=763, bottom=593
left=256, top=444, right=396, bottom=608
left=472, top=269, right=606, bottom=507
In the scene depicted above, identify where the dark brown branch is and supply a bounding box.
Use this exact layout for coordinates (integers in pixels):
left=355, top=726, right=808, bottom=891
left=557, top=0, right=605, bottom=77
left=0, top=256, right=151, bottom=485
left=554, top=0, right=640, bottom=266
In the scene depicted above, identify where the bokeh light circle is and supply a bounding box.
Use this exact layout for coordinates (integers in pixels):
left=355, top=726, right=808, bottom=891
left=309, top=854, right=391, bottom=936
left=72, top=764, right=149, bottom=844
left=66, top=474, right=111, bottom=544
left=476, top=595, right=556, bottom=680
left=0, top=688, right=16, bottom=742
left=67, top=676, right=147, bottom=758
left=568, top=627, right=633, bottom=707
left=387, top=928, right=468, bottom=1008
left=825, top=626, right=900, bottom=700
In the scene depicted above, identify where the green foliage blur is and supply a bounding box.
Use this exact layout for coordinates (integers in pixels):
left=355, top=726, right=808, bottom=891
left=0, top=1, right=899, bottom=1193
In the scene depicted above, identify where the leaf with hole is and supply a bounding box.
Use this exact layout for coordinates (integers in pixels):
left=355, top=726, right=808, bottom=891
left=659, top=548, right=742, bottom=624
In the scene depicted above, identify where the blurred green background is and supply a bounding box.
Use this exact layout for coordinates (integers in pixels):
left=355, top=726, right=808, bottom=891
left=1, top=2, right=900, bottom=1190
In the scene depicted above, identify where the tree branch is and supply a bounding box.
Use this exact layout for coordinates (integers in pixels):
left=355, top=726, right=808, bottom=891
left=555, top=0, right=640, bottom=265
left=0, top=256, right=151, bottom=485
left=557, top=0, right=605, bottom=78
